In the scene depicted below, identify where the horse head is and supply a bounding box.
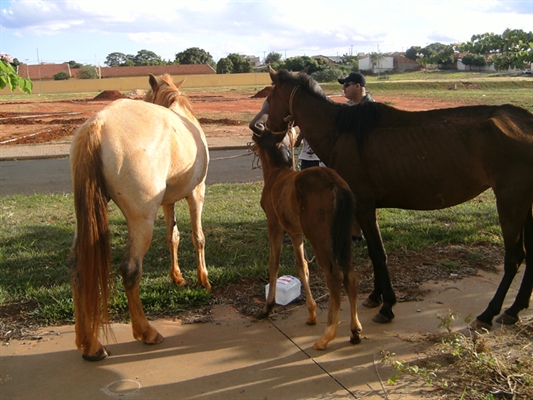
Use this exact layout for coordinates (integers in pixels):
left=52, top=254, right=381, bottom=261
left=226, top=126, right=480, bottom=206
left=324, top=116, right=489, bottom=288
left=251, top=126, right=293, bottom=169
left=144, top=74, right=194, bottom=115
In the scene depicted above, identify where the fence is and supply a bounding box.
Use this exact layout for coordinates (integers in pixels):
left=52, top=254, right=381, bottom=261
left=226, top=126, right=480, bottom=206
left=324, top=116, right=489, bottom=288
left=1, top=72, right=273, bottom=95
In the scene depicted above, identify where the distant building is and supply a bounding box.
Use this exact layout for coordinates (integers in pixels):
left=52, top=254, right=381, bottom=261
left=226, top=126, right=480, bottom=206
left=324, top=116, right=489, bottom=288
left=243, top=55, right=261, bottom=67
left=359, top=53, right=420, bottom=73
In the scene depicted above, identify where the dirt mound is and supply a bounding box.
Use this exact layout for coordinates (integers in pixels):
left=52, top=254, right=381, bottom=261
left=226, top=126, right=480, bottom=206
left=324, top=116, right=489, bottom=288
left=92, top=90, right=128, bottom=101
left=252, top=86, right=273, bottom=98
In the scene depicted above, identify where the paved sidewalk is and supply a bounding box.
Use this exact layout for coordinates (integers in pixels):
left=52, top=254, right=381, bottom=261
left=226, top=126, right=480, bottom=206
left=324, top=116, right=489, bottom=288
left=0, top=135, right=250, bottom=161
left=2, top=267, right=531, bottom=400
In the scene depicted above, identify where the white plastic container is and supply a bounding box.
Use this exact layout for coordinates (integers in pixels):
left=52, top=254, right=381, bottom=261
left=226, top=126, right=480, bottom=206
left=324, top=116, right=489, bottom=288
left=265, top=275, right=301, bottom=305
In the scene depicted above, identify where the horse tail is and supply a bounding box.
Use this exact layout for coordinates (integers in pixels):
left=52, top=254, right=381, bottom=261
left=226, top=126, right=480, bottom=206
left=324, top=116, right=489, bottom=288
left=70, top=119, right=112, bottom=349
left=331, top=185, right=355, bottom=274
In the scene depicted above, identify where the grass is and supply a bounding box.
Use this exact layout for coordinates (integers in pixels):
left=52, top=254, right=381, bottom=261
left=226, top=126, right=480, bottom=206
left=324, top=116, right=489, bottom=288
left=0, top=185, right=502, bottom=326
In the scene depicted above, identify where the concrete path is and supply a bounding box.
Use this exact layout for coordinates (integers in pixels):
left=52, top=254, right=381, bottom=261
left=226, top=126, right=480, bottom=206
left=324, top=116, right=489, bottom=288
left=2, top=266, right=530, bottom=400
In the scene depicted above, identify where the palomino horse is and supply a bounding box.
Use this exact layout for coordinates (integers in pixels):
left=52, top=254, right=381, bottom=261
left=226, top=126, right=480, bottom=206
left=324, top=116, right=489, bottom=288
left=251, top=67, right=533, bottom=329
left=69, top=74, right=210, bottom=361
left=251, top=128, right=362, bottom=349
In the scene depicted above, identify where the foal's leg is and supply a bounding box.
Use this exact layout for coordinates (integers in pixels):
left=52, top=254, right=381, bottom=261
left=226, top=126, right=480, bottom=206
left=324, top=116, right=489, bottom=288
left=258, top=220, right=284, bottom=319
left=291, top=234, right=317, bottom=325
left=311, top=246, right=343, bottom=350
left=163, top=204, right=185, bottom=287
left=120, top=216, right=163, bottom=345
left=343, top=268, right=363, bottom=345
left=186, top=183, right=210, bottom=290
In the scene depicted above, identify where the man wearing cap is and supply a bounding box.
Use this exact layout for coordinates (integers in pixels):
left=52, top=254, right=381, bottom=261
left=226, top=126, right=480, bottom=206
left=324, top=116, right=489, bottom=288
left=337, top=72, right=374, bottom=241
left=338, top=72, right=375, bottom=105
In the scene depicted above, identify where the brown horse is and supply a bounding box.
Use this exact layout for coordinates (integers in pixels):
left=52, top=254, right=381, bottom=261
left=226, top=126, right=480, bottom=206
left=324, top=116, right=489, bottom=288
left=251, top=128, right=362, bottom=349
left=251, top=67, right=533, bottom=330
left=69, top=74, right=210, bottom=361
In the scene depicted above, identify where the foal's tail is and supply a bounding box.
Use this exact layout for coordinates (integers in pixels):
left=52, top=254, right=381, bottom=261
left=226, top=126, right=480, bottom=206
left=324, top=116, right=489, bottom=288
left=331, top=186, right=355, bottom=273
left=70, top=119, right=112, bottom=350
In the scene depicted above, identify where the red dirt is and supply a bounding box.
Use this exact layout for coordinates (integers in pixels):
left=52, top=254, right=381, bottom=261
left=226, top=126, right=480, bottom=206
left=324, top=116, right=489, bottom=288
left=0, top=88, right=462, bottom=146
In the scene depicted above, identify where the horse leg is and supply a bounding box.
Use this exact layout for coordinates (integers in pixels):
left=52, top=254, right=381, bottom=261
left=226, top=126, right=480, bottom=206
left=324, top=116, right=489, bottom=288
left=258, top=220, right=284, bottom=319
left=120, top=218, right=164, bottom=345
left=473, top=201, right=530, bottom=330
left=343, top=267, right=363, bottom=345
left=358, top=208, right=396, bottom=322
left=162, top=204, right=185, bottom=287
left=496, top=208, right=533, bottom=325
left=291, top=234, right=317, bottom=325
left=186, top=183, right=210, bottom=290
left=311, top=249, right=343, bottom=350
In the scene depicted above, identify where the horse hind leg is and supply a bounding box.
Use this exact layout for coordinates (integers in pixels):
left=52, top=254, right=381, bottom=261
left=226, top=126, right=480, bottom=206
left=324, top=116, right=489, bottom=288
left=343, top=267, right=362, bottom=345
left=473, top=201, right=530, bottom=330
left=291, top=234, right=317, bottom=325
left=258, top=222, right=284, bottom=319
left=312, top=249, right=343, bottom=350
left=496, top=207, right=533, bottom=325
left=120, top=218, right=164, bottom=345
left=186, top=184, right=210, bottom=290
left=163, top=204, right=185, bottom=287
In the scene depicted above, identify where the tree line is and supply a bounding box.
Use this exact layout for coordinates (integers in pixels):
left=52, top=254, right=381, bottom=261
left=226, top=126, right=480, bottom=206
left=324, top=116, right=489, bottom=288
left=6, top=28, right=532, bottom=83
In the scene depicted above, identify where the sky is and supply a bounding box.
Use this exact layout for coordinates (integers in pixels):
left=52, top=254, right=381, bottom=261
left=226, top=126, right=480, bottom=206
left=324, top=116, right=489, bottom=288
left=1, top=0, right=532, bottom=66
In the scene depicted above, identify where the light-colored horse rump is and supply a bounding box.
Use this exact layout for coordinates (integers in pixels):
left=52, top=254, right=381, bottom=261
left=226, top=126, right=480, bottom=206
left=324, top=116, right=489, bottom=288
left=70, top=74, right=209, bottom=361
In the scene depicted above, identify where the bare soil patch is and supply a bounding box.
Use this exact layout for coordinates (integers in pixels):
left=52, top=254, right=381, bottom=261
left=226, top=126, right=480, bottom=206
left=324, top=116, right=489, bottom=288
left=0, top=87, right=461, bottom=146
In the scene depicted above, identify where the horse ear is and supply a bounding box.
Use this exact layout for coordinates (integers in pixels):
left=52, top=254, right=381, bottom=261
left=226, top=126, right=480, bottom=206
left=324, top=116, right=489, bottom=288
left=148, top=74, right=158, bottom=90
left=268, top=65, right=277, bottom=82
left=174, top=79, right=186, bottom=90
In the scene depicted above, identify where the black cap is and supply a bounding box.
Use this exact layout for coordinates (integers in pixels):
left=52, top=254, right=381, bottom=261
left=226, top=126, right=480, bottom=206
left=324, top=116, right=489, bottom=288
left=338, top=72, right=366, bottom=87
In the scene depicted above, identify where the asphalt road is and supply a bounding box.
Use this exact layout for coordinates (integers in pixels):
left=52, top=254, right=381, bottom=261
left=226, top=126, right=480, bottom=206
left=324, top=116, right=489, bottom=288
left=0, top=149, right=263, bottom=197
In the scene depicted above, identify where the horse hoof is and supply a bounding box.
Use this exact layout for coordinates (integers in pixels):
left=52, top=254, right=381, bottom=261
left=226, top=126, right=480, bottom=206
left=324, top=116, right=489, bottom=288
left=145, top=332, right=165, bottom=345
left=372, top=312, right=392, bottom=323
left=82, top=346, right=109, bottom=362
left=362, top=297, right=382, bottom=308
left=350, top=335, right=362, bottom=345
left=468, top=319, right=492, bottom=332
left=313, top=341, right=327, bottom=350
left=495, top=312, right=519, bottom=325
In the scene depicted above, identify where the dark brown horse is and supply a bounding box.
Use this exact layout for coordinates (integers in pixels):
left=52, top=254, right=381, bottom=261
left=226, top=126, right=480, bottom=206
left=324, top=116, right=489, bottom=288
left=251, top=67, right=533, bottom=330
left=251, top=128, right=362, bottom=349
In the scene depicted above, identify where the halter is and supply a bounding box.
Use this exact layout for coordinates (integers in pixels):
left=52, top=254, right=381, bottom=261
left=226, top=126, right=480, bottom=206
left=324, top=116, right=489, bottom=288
left=268, top=85, right=299, bottom=170
left=269, top=85, right=299, bottom=136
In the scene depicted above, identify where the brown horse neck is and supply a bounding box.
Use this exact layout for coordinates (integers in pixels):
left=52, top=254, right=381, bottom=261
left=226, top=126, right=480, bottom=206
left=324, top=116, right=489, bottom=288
left=292, top=91, right=339, bottom=165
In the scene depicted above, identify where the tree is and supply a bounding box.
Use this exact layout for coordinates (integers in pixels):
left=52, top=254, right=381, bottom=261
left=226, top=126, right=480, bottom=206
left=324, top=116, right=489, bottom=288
left=280, top=56, right=326, bottom=73
left=175, top=47, right=216, bottom=69
left=0, top=53, right=32, bottom=93
left=54, top=71, right=69, bottom=80
left=425, top=43, right=455, bottom=68
left=369, top=52, right=386, bottom=72
left=220, top=53, right=252, bottom=73
left=133, top=49, right=163, bottom=66
left=460, top=53, right=487, bottom=71
left=405, top=46, right=423, bottom=61
left=105, top=52, right=129, bottom=67
left=68, top=60, right=83, bottom=69
left=216, top=58, right=233, bottom=74
left=459, top=29, right=533, bottom=71
left=77, top=65, right=98, bottom=79
left=265, top=52, right=282, bottom=65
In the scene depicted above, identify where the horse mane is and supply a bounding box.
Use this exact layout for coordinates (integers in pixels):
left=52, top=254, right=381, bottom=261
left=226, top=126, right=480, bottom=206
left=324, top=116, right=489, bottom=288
left=276, top=69, right=386, bottom=150
left=145, top=73, right=195, bottom=115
